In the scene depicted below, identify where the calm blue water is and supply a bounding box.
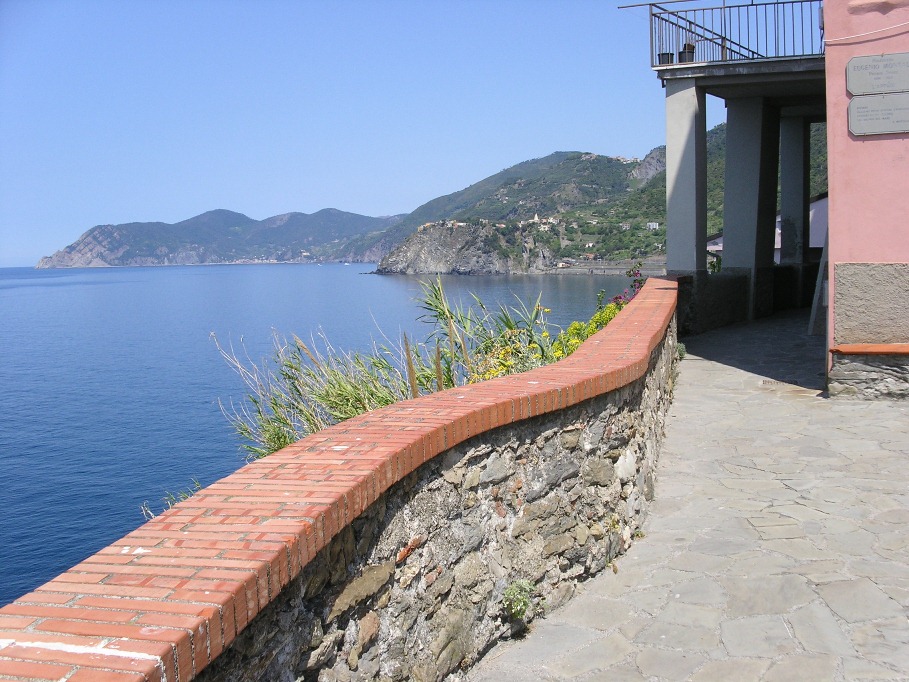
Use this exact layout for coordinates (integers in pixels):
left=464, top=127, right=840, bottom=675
left=0, top=264, right=630, bottom=606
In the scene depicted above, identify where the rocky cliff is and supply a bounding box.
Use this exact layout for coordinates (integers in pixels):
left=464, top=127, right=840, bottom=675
left=376, top=222, right=554, bottom=275
left=630, top=147, right=666, bottom=184
left=37, top=224, right=141, bottom=268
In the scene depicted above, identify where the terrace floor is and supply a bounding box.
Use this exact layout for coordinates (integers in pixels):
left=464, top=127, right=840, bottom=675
left=467, top=310, right=909, bottom=681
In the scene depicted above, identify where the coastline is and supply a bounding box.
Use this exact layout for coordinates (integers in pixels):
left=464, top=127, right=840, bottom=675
left=34, top=258, right=669, bottom=276
left=371, top=258, right=667, bottom=277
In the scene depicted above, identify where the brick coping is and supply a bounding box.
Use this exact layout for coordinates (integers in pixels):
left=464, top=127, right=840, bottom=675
left=830, top=343, right=909, bottom=356
left=0, top=278, right=678, bottom=682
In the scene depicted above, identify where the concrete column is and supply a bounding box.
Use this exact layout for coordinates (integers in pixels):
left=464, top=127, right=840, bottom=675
left=779, top=116, right=810, bottom=264
left=665, top=78, right=707, bottom=274
left=723, top=97, right=781, bottom=318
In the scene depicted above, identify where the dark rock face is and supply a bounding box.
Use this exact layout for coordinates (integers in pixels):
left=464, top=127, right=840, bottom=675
left=829, top=354, right=909, bottom=399
left=630, top=147, right=667, bottom=184
left=37, top=225, right=136, bottom=268
left=376, top=221, right=553, bottom=275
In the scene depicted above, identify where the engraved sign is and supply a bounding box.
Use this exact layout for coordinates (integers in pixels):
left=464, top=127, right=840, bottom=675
left=847, top=53, right=909, bottom=95
left=848, top=92, right=909, bottom=135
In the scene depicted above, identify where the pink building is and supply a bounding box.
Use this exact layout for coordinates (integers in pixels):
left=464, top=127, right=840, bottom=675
left=824, top=1, right=909, bottom=396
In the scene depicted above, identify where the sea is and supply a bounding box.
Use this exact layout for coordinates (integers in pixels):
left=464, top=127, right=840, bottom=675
left=0, top=263, right=632, bottom=606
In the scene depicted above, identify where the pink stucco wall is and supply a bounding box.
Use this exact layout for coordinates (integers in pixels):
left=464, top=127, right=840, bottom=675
left=825, top=1, right=909, bottom=346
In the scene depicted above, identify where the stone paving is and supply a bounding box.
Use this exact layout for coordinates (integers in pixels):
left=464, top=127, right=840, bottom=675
left=467, top=311, right=909, bottom=681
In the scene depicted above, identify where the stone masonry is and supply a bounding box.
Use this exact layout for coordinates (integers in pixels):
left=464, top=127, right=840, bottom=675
left=195, top=319, right=677, bottom=682
left=829, top=353, right=909, bottom=399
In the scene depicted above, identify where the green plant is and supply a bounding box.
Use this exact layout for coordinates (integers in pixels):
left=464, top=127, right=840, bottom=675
left=215, top=332, right=420, bottom=460
left=416, top=277, right=555, bottom=384
left=677, top=342, right=687, bottom=360
left=140, top=479, right=201, bottom=520
left=551, top=290, right=623, bottom=360
left=708, top=252, right=722, bottom=274
left=502, top=579, right=536, bottom=621
left=217, top=277, right=643, bottom=459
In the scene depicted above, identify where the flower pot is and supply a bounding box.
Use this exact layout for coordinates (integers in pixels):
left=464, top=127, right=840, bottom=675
left=678, top=43, right=696, bottom=63
left=657, top=52, right=674, bottom=65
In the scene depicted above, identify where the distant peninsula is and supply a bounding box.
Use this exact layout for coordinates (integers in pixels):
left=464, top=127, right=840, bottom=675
left=36, top=209, right=404, bottom=268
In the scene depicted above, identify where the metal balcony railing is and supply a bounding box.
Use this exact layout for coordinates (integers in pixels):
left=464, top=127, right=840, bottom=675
left=646, top=1, right=825, bottom=67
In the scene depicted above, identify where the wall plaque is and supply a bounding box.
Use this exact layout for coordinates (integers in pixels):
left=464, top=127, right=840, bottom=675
left=848, top=92, right=909, bottom=135
left=847, top=53, right=909, bottom=95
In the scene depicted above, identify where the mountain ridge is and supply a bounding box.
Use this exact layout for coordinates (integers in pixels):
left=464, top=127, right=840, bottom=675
left=335, top=149, right=665, bottom=262
left=36, top=209, right=404, bottom=268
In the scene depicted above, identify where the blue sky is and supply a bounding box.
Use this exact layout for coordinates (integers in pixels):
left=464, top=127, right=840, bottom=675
left=0, top=0, right=725, bottom=266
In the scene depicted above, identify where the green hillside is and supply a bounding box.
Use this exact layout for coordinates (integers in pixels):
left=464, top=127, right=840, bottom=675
left=567, top=122, right=828, bottom=260
left=373, top=121, right=828, bottom=264
left=338, top=150, right=664, bottom=261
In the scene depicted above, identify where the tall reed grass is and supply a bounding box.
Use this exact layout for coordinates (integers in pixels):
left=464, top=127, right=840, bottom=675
left=216, top=269, right=642, bottom=459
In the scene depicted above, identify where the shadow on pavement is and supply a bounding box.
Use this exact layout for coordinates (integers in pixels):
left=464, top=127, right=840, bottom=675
left=680, top=309, right=828, bottom=392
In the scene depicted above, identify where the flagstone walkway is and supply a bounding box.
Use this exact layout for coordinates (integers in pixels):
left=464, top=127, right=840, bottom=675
left=467, top=310, right=909, bottom=681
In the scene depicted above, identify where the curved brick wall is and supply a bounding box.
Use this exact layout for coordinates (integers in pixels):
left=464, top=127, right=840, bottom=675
left=0, top=278, right=677, bottom=682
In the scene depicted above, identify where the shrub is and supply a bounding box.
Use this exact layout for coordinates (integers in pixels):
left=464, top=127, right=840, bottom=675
left=217, top=274, right=644, bottom=459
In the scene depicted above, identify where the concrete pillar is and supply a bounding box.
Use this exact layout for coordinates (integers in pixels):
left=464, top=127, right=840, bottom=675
left=779, top=116, right=810, bottom=264
left=665, top=78, right=707, bottom=274
left=723, top=97, right=781, bottom=318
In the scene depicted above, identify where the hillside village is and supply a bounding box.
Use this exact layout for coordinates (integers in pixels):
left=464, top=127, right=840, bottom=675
left=410, top=210, right=665, bottom=271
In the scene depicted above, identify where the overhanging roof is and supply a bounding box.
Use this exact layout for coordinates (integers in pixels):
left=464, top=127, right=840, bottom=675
left=656, top=56, right=826, bottom=116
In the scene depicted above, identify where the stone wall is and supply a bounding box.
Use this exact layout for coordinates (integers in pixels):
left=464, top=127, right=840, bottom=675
left=196, top=317, right=677, bottom=682
left=829, top=351, right=909, bottom=399
left=675, top=271, right=750, bottom=335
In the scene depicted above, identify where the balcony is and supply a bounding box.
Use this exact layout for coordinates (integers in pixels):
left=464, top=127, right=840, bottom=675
left=643, top=0, right=825, bottom=68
